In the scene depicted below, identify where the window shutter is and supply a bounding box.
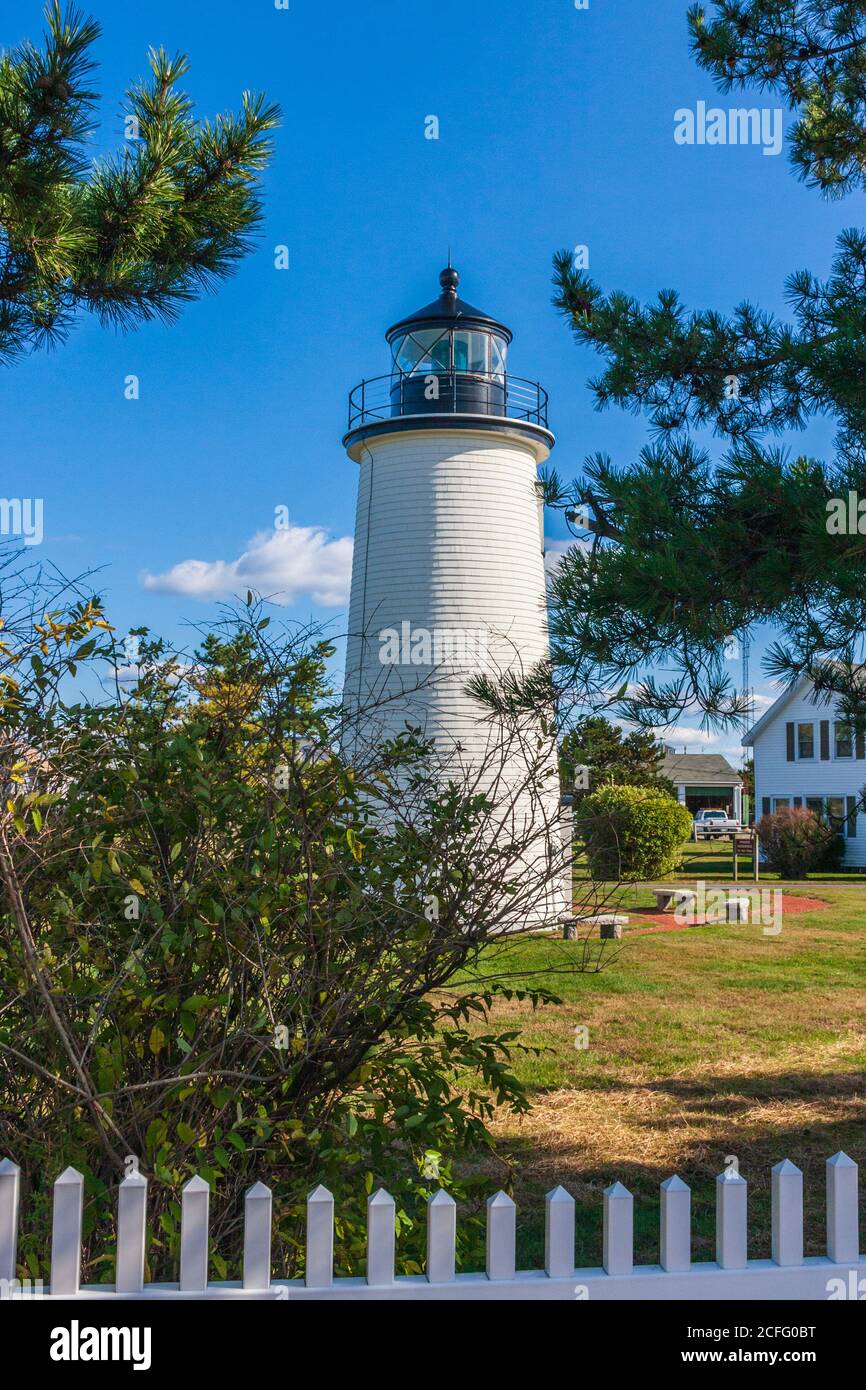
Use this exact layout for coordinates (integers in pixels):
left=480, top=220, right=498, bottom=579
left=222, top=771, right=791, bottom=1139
left=785, top=723, right=795, bottom=761
left=793, top=796, right=802, bottom=808
left=820, top=720, right=830, bottom=760
left=762, top=797, right=771, bottom=817
left=857, top=729, right=865, bottom=760
left=846, top=796, right=857, bottom=839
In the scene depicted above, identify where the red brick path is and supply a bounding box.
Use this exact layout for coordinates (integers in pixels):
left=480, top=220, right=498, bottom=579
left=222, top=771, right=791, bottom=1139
left=626, top=894, right=829, bottom=935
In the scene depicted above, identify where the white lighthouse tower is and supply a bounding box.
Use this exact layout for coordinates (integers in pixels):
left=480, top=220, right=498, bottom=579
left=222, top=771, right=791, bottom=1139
left=342, top=266, right=567, bottom=927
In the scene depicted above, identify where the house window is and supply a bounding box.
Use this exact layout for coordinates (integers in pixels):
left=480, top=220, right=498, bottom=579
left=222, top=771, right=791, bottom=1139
left=834, top=721, right=853, bottom=758
left=826, top=796, right=846, bottom=829
left=773, top=797, right=790, bottom=811
left=805, top=797, right=824, bottom=818
left=796, top=722, right=814, bottom=759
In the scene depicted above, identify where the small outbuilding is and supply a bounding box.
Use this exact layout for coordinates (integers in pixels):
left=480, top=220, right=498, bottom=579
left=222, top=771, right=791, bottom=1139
left=659, top=752, right=744, bottom=823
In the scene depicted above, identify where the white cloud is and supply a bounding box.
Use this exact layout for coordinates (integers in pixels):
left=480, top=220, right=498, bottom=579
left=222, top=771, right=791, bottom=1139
left=544, top=538, right=588, bottom=580
left=653, top=727, right=749, bottom=762
left=111, top=661, right=197, bottom=686
left=660, top=726, right=717, bottom=747
left=142, top=524, right=354, bottom=609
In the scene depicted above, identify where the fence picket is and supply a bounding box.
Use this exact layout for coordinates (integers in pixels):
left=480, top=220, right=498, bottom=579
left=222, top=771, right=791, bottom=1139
left=243, top=1182, right=272, bottom=1291
left=180, top=1175, right=210, bottom=1293
left=826, top=1151, right=859, bottom=1263
left=544, top=1185, right=575, bottom=1278
left=603, top=1181, right=633, bottom=1275
left=116, top=1171, right=148, bottom=1294
left=306, top=1184, right=334, bottom=1288
left=716, top=1168, right=748, bottom=1269
left=4, top=1153, right=863, bottom=1302
left=426, top=1189, right=456, bottom=1283
left=0, top=1159, right=20, bottom=1286
left=366, top=1188, right=395, bottom=1286
left=486, top=1191, right=516, bottom=1282
left=660, top=1175, right=690, bottom=1273
left=771, top=1159, right=803, bottom=1266
left=50, top=1166, right=84, bottom=1295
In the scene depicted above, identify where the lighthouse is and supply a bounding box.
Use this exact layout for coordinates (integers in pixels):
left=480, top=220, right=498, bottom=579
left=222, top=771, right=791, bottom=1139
left=342, top=266, right=568, bottom=927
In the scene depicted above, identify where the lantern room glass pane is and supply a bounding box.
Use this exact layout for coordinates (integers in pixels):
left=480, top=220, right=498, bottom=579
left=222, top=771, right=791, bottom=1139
left=490, top=335, right=507, bottom=378
left=430, top=333, right=450, bottom=372
left=453, top=330, right=488, bottom=373
left=392, top=334, right=420, bottom=373
left=393, top=329, right=451, bottom=376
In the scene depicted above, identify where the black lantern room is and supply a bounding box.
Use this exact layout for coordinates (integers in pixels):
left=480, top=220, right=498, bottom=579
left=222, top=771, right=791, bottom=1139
left=344, top=265, right=551, bottom=453
left=386, top=265, right=511, bottom=417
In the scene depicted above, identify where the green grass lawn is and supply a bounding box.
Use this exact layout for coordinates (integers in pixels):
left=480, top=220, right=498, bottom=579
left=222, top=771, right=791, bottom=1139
left=454, top=865, right=866, bottom=1271
left=575, top=835, right=866, bottom=884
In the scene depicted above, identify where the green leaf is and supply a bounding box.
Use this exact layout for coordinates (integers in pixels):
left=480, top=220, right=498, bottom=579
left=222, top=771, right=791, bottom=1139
left=182, top=995, right=210, bottom=1013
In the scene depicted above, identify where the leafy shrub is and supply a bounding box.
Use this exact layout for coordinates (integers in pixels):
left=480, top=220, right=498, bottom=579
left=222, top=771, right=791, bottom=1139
left=0, top=565, right=596, bottom=1285
left=757, top=807, right=845, bottom=878
left=577, top=784, right=693, bottom=881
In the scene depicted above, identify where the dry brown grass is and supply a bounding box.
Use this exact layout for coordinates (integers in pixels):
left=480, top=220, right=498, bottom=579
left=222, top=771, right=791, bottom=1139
left=465, top=885, right=866, bottom=1264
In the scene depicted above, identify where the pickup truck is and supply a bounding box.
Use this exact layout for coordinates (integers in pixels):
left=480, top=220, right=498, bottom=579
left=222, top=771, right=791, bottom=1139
left=692, top=808, right=741, bottom=840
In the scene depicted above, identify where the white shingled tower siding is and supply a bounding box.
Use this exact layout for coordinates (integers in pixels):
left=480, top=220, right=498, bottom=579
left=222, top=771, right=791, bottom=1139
left=346, top=427, right=548, bottom=731
left=344, top=424, right=567, bottom=927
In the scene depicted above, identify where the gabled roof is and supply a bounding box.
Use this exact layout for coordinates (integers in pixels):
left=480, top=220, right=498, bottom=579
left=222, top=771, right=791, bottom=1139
left=659, top=752, right=742, bottom=785
left=742, top=675, right=816, bottom=746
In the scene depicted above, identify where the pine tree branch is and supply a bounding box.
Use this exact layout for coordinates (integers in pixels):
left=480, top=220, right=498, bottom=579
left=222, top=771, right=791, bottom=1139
left=0, top=3, right=280, bottom=363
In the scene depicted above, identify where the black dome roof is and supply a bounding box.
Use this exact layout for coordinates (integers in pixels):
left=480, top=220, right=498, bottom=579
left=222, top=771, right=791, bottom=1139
left=386, top=266, right=512, bottom=344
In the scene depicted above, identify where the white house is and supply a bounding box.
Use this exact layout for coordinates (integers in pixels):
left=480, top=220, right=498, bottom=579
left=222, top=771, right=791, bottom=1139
left=743, top=677, right=866, bottom=866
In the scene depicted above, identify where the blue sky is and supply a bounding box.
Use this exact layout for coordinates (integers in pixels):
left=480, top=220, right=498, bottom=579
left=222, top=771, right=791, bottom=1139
left=2, top=0, right=856, bottom=758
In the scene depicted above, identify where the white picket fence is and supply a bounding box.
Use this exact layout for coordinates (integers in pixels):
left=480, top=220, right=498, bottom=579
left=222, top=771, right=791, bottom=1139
left=0, top=1152, right=862, bottom=1300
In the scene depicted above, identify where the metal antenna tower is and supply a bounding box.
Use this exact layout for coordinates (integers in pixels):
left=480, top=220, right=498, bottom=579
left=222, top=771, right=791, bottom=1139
left=741, top=628, right=753, bottom=732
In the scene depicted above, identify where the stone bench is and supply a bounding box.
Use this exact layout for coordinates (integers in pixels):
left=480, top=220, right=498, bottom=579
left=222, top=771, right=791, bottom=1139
left=654, top=888, right=697, bottom=912
left=726, top=895, right=751, bottom=923
left=564, top=913, right=629, bottom=940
